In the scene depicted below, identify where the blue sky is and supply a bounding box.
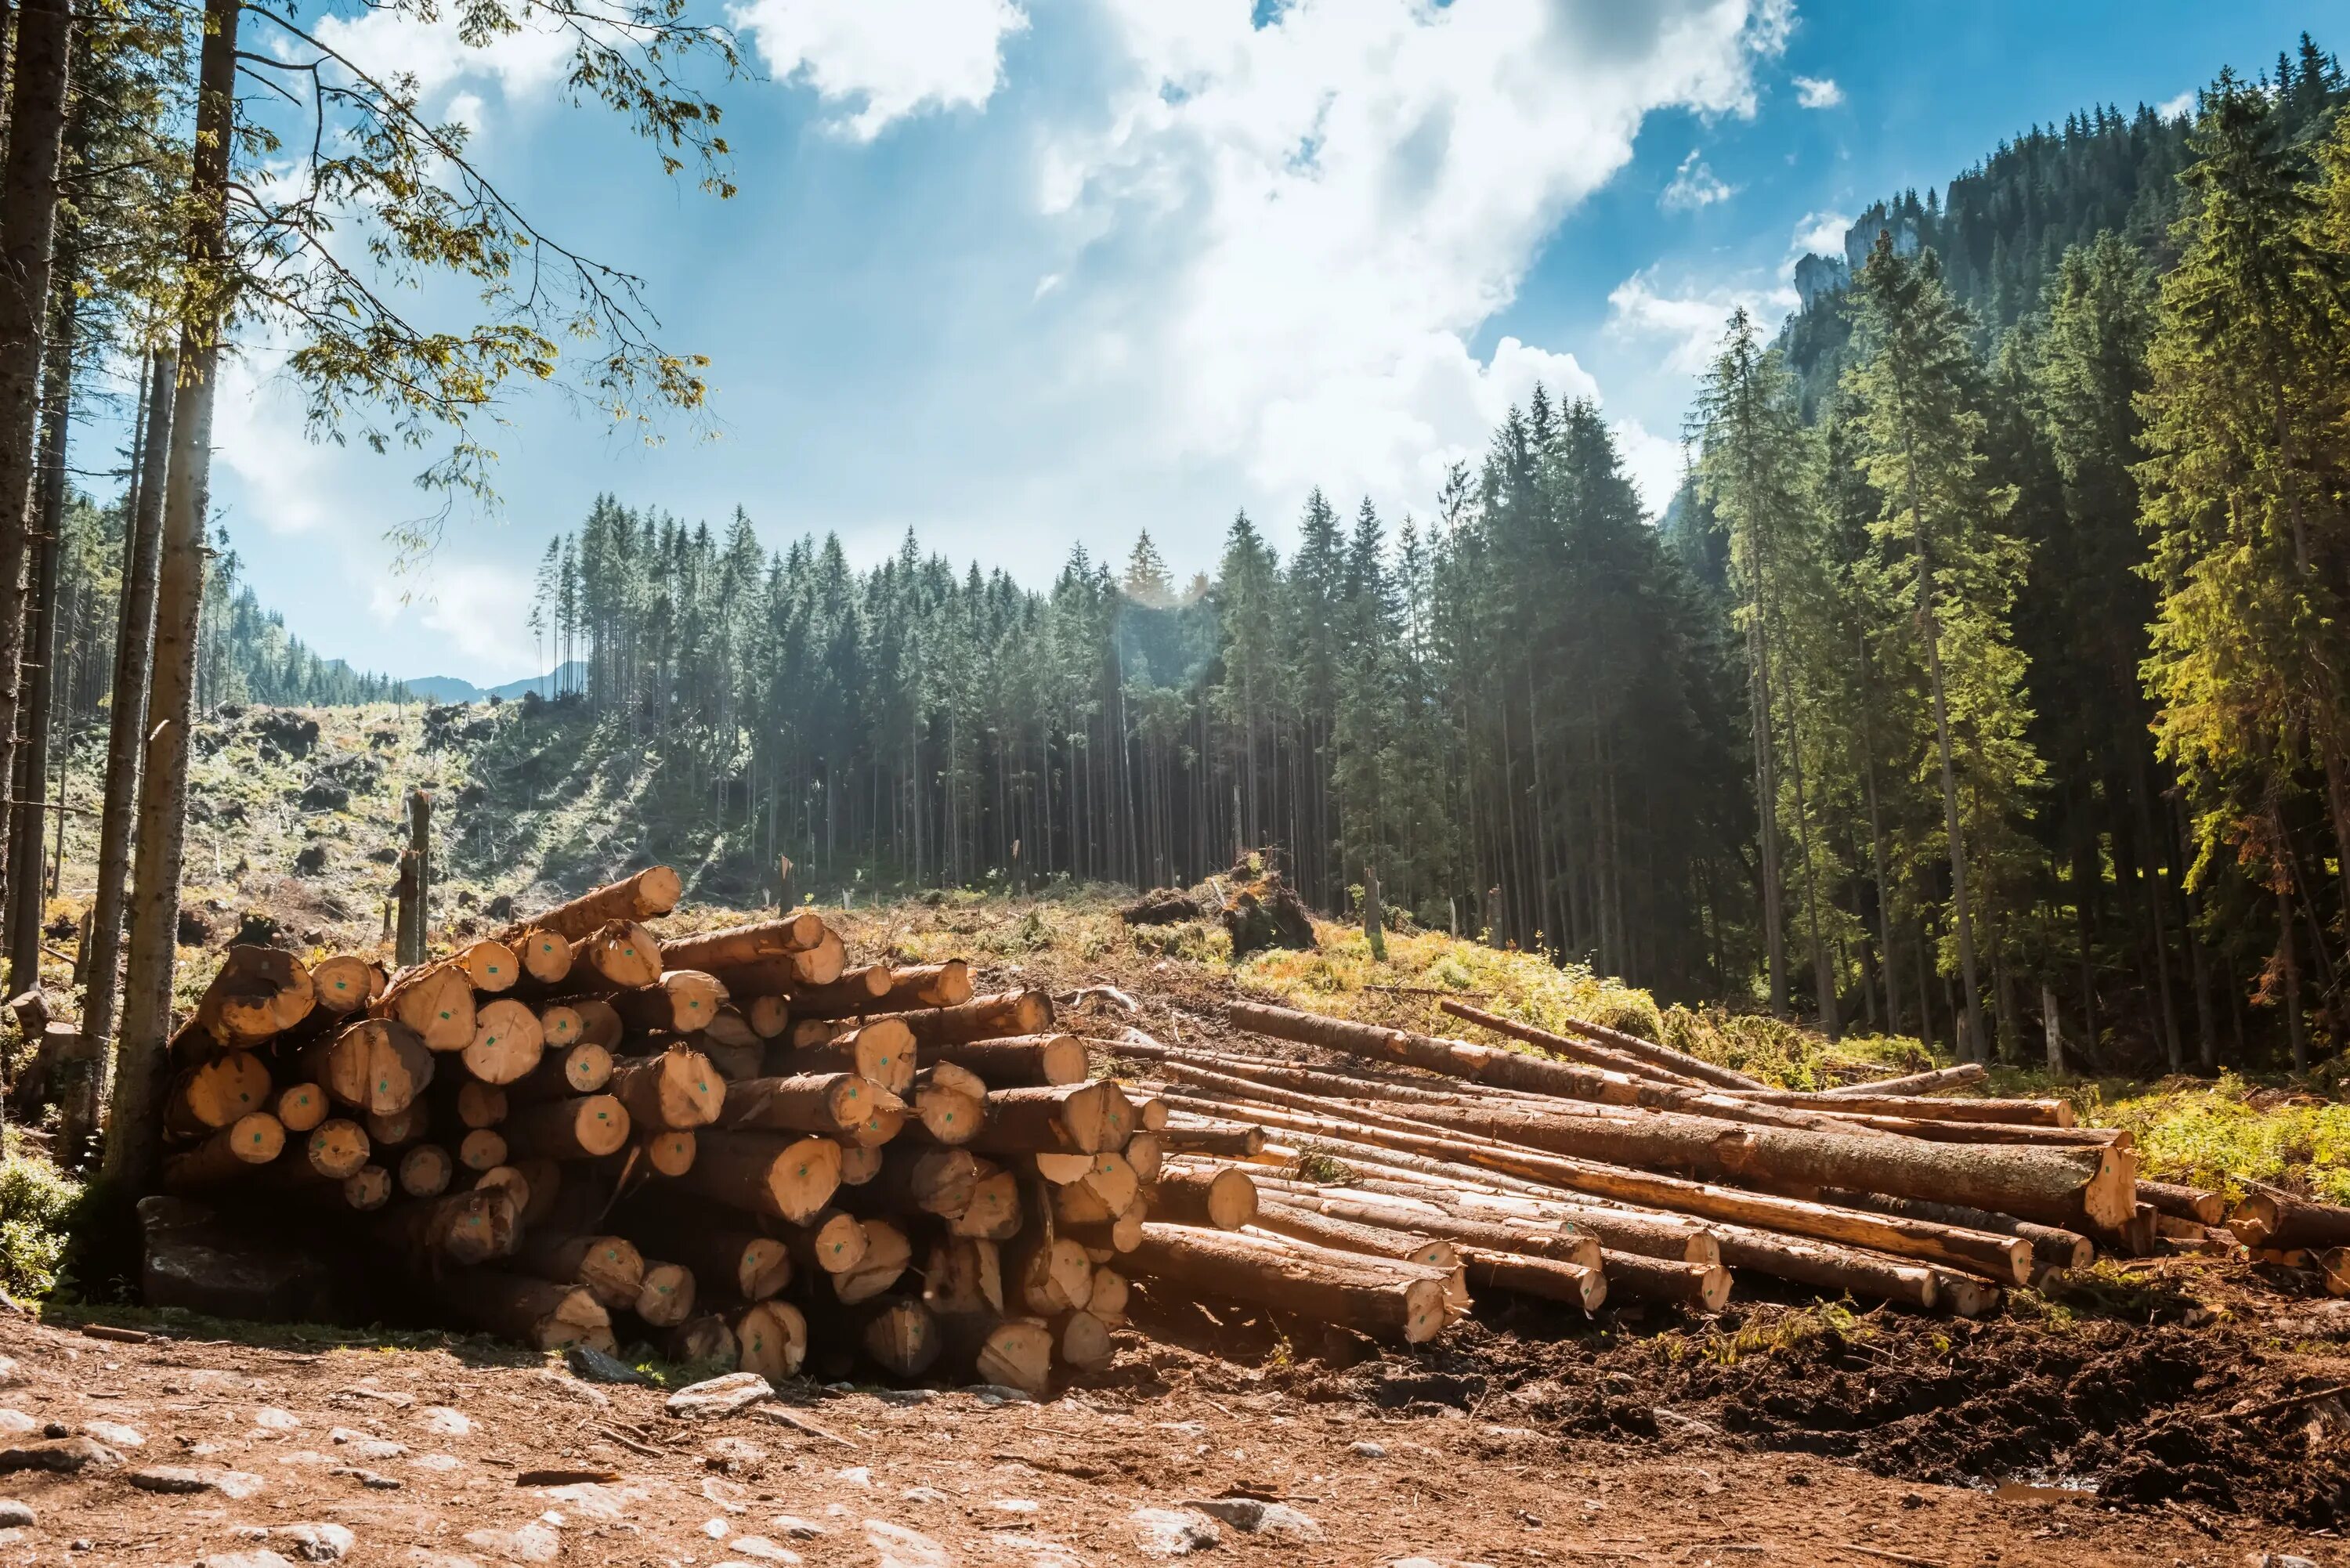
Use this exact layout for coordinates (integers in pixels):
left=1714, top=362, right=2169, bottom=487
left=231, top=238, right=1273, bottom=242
left=197, top=0, right=2329, bottom=684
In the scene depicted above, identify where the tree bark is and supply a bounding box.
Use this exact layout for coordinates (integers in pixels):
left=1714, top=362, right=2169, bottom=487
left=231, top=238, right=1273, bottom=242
left=79, top=348, right=172, bottom=1077
left=100, top=0, right=240, bottom=1193
left=6, top=260, right=71, bottom=992
left=1437, top=999, right=1704, bottom=1087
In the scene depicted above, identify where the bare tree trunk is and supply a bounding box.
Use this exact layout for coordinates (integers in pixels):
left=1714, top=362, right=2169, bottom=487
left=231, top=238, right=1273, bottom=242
left=0, top=0, right=73, bottom=919
left=101, top=0, right=240, bottom=1193
left=78, top=349, right=169, bottom=1074
left=6, top=264, right=72, bottom=992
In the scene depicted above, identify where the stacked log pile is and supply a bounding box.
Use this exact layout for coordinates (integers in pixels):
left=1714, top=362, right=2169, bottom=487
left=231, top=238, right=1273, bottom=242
left=148, top=867, right=2346, bottom=1391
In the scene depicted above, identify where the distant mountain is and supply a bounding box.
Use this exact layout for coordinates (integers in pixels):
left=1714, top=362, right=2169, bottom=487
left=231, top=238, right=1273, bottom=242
left=403, top=662, right=585, bottom=704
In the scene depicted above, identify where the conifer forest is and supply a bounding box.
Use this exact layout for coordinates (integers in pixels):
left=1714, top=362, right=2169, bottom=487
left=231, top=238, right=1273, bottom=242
left=18, top=12, right=2350, bottom=1113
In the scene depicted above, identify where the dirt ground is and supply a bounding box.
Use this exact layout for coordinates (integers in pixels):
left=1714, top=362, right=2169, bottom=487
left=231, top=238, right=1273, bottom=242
left=0, top=1300, right=2343, bottom=1568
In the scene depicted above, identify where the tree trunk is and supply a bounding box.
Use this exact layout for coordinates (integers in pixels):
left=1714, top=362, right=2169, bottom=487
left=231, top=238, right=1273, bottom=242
left=101, top=0, right=240, bottom=1193
left=6, top=266, right=71, bottom=992
left=0, top=0, right=73, bottom=912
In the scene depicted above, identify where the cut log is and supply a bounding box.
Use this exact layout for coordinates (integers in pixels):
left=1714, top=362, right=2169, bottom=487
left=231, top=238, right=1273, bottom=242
left=508, top=1041, right=614, bottom=1104
left=1173, top=1092, right=2044, bottom=1283
left=628, top=1129, right=687, bottom=1176
left=570, top=921, right=664, bottom=992
left=165, top=1051, right=274, bottom=1136
left=887, top=989, right=1053, bottom=1047
left=569, top=998, right=621, bottom=1050
left=880, top=961, right=972, bottom=1010
left=1336, top=1174, right=1723, bottom=1266
left=924, top=1237, right=1006, bottom=1317
left=1552, top=1011, right=1765, bottom=1091
left=701, top=1040, right=765, bottom=1082
left=835, top=1218, right=913, bottom=1304
left=1125, top=1133, right=1163, bottom=1183
left=785, top=1018, right=916, bottom=1096
left=1223, top=1003, right=1882, bottom=1136
left=1724, top=1086, right=2076, bottom=1129
left=503, top=1093, right=631, bottom=1162
left=451, top=938, right=521, bottom=994
left=910, top=1078, right=985, bottom=1145
left=1439, top=999, right=1705, bottom=1088
left=837, top=1147, right=978, bottom=1218
left=1817, top=1187, right=2092, bottom=1283
left=613, top=970, right=730, bottom=1035
left=718, top=1071, right=898, bottom=1143
left=746, top=995, right=790, bottom=1039
left=1459, top=1248, right=1606, bottom=1312
left=373, top=963, right=475, bottom=1053
left=1012, top=1235, right=1097, bottom=1314
left=474, top=1164, right=539, bottom=1223
left=2229, top=1190, right=2350, bottom=1251
left=963, top=1082, right=1134, bottom=1157
left=700, top=1007, right=761, bottom=1051
left=461, top=999, right=545, bottom=1086
left=185, top=946, right=316, bottom=1050
left=1158, top=1115, right=1266, bottom=1158
left=397, top=1143, right=454, bottom=1198
left=1148, top=1165, right=1259, bottom=1230
left=1708, top=1221, right=1943, bottom=1310
left=275, top=1082, right=329, bottom=1134
left=1818, top=1063, right=1988, bottom=1098
left=454, top=1080, right=508, bottom=1129
left=948, top=1165, right=1022, bottom=1240
left=381, top=1185, right=520, bottom=1267
left=1088, top=1268, right=1129, bottom=1323
left=1248, top=1205, right=1461, bottom=1276
left=510, top=927, right=575, bottom=987
left=635, top=1261, right=695, bottom=1326
left=931, top=1033, right=1088, bottom=1088
left=310, top=955, right=385, bottom=1016
left=776, top=963, right=891, bottom=1018
left=1600, top=1251, right=1732, bottom=1311
left=458, top=1129, right=510, bottom=1172
left=837, top=1141, right=884, bottom=1186
left=517, top=1231, right=645, bottom=1310
left=436, top=1270, right=613, bottom=1353
left=299, top=1019, right=435, bottom=1117
left=1053, top=1309, right=1115, bottom=1371
left=660, top=1315, right=737, bottom=1365
left=301, top=1118, right=372, bottom=1180
left=528, top=866, right=684, bottom=941
left=339, top=1166, right=392, bottom=1210
left=673, top=1131, right=844, bottom=1224
left=1131, top=1223, right=1450, bottom=1343
left=667, top=1229, right=791, bottom=1302
left=366, top=1103, right=427, bottom=1148
left=733, top=1299, right=808, bottom=1378
left=861, top=1298, right=942, bottom=1379
left=162, top=1113, right=286, bottom=1188
left=609, top=1046, right=728, bottom=1131
left=935, top=1312, right=1053, bottom=1397
left=2140, top=1179, right=2226, bottom=1227
left=537, top=1004, right=585, bottom=1053
left=1249, top=1179, right=1602, bottom=1270
left=657, top=909, right=827, bottom=971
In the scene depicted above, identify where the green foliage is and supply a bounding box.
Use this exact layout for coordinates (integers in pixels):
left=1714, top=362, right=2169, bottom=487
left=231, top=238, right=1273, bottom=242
left=0, top=1156, right=84, bottom=1299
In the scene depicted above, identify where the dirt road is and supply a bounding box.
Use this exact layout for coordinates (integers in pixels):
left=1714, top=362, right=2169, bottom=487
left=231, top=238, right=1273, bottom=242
left=0, top=1310, right=2330, bottom=1568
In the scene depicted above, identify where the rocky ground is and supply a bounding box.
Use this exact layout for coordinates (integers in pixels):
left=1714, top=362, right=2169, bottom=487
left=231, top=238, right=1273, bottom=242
left=0, top=1306, right=2338, bottom=1568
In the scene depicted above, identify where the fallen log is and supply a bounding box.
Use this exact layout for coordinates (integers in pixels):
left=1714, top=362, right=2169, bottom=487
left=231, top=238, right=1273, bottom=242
left=1156, top=1114, right=1266, bottom=1158
left=515, top=1231, right=645, bottom=1310
left=785, top=1019, right=916, bottom=1096
left=1552, top=1012, right=1766, bottom=1091
left=2139, top=1179, right=2226, bottom=1227
left=774, top=963, right=891, bottom=1017
left=2230, top=1189, right=2350, bottom=1251
left=1708, top=1222, right=1943, bottom=1312
left=381, top=1185, right=519, bottom=1267
left=660, top=1315, right=737, bottom=1366
left=164, top=1052, right=274, bottom=1136
left=1130, top=1223, right=1450, bottom=1343
left=1246, top=1177, right=1602, bottom=1270
left=1053, top=1309, right=1116, bottom=1371
left=707, top=934, right=848, bottom=996
left=635, top=1261, right=696, bottom=1327
left=935, top=1312, right=1053, bottom=1397
left=502, top=1093, right=631, bottom=1162
left=834, top=1219, right=913, bottom=1305
left=879, top=990, right=1053, bottom=1050
left=837, top=1147, right=979, bottom=1218
left=719, top=1072, right=900, bottom=1141
left=642, top=1129, right=698, bottom=1176
left=948, top=1164, right=1022, bottom=1241
left=274, top=1082, right=328, bottom=1134
left=179, top=947, right=316, bottom=1053
left=931, top=1034, right=1088, bottom=1088
left=657, top=909, right=829, bottom=972
left=510, top=927, right=575, bottom=988
left=298, top=1118, right=373, bottom=1180
left=463, top=999, right=545, bottom=1085
left=397, top=1143, right=454, bottom=1198
left=571, top=999, right=622, bottom=1050
left=569, top=921, right=664, bottom=992
left=860, top=1298, right=942, bottom=1380
left=1331, top=1170, right=1726, bottom=1267
left=733, top=1300, right=809, bottom=1378
left=1722, top=1086, right=2076, bottom=1129
left=309, top=955, right=385, bottom=1016
left=613, top=970, right=730, bottom=1036
left=1011, top=1234, right=1096, bottom=1314
left=450, top=938, right=522, bottom=995
left=1817, top=1188, right=2092, bottom=1283
left=435, top=1270, right=614, bottom=1353
left=1459, top=1248, right=1607, bottom=1312
left=457, top=1129, right=508, bottom=1172
left=162, top=1113, right=285, bottom=1188
left=924, top=1236, right=1006, bottom=1317
left=367, top=1104, right=428, bottom=1148
left=298, top=1020, right=434, bottom=1118
left=506, top=1041, right=614, bottom=1104
left=372, top=962, right=475, bottom=1053
left=961, top=1082, right=1135, bottom=1157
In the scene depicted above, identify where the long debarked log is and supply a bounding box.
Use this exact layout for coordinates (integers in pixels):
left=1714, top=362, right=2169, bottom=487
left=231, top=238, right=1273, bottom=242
left=1225, top=1004, right=1884, bottom=1137
left=1318, top=1168, right=1726, bottom=1266
left=1816, top=1187, right=2092, bottom=1282
left=1702, top=1222, right=1968, bottom=1313
left=1438, top=1000, right=1706, bottom=1088
left=1817, top=1063, right=1988, bottom=1098
left=1720, top=1086, right=2076, bottom=1128
left=1157, top=1114, right=1266, bottom=1158
left=1456, top=1248, right=1607, bottom=1312
left=1163, top=1089, right=2039, bottom=1283
left=881, top=990, right=1054, bottom=1049
left=656, top=909, right=829, bottom=972
left=1551, top=1011, right=1767, bottom=1091
left=1130, top=1223, right=1452, bottom=1343
left=1246, top=1176, right=1600, bottom=1269
left=1173, top=1047, right=2132, bottom=1234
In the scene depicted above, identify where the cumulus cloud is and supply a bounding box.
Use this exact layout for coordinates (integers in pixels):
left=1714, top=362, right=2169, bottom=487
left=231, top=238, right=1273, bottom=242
left=2157, top=89, right=2196, bottom=121
left=308, top=5, right=575, bottom=103
left=1661, top=149, right=1737, bottom=211
left=1789, top=208, right=1851, bottom=260
left=1036, top=0, right=1792, bottom=515
left=1611, top=416, right=1687, bottom=516
left=731, top=0, right=1029, bottom=139
left=1607, top=267, right=1800, bottom=374
left=367, top=562, right=541, bottom=677
left=1791, top=74, right=1842, bottom=108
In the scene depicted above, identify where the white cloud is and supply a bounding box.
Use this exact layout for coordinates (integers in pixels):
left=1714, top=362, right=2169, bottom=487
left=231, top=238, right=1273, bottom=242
left=2157, top=89, right=2196, bottom=121
left=1607, top=266, right=1800, bottom=374
left=367, top=563, right=540, bottom=677
left=1611, top=417, right=1686, bottom=516
left=1789, top=208, right=1851, bottom=260
left=731, top=0, right=1029, bottom=140
left=1036, top=0, right=1791, bottom=517
left=308, top=6, right=575, bottom=103
left=1661, top=149, right=1737, bottom=211
left=1791, top=74, right=1842, bottom=108
left=213, top=352, right=338, bottom=538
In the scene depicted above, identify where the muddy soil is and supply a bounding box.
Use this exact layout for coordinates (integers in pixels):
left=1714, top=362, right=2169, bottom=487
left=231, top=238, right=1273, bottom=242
left=0, top=1307, right=2341, bottom=1568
